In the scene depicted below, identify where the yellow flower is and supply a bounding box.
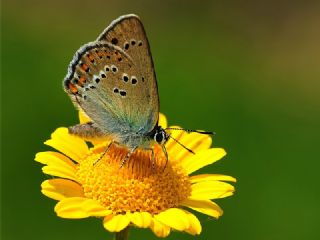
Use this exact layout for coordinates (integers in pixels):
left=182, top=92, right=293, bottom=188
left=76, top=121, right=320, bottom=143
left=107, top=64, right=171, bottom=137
left=35, top=113, right=236, bottom=237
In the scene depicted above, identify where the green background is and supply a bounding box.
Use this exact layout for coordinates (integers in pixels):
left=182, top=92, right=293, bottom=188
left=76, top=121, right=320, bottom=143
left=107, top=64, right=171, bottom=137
left=2, top=0, right=320, bottom=239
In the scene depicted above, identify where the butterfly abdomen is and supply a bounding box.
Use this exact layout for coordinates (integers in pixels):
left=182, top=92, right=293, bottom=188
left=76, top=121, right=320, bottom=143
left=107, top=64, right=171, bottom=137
left=68, top=123, right=105, bottom=138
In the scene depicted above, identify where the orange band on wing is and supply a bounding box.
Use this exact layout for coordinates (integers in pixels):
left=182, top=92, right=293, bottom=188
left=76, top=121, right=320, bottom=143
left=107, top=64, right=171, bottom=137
left=97, top=51, right=104, bottom=58
left=78, top=76, right=86, bottom=85
left=81, top=63, right=89, bottom=72
left=87, top=54, right=94, bottom=62
left=68, top=83, right=78, bottom=94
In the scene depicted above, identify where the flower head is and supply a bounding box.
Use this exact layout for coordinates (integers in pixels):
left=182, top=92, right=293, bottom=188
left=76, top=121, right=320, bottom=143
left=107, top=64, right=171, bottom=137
left=35, top=113, right=236, bottom=237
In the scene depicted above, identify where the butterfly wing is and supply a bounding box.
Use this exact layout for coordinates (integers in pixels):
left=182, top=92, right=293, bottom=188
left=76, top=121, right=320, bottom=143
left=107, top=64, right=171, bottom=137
left=97, top=14, right=159, bottom=125
left=63, top=40, right=157, bottom=138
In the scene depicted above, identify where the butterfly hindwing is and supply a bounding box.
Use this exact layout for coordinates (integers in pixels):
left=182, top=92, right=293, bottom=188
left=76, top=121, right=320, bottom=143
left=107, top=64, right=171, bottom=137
left=64, top=41, right=156, bottom=137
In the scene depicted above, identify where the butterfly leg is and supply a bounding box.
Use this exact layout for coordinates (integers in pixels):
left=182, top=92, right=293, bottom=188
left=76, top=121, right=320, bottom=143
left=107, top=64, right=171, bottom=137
left=161, top=145, right=169, bottom=171
left=142, top=147, right=155, bottom=170
left=120, top=146, right=138, bottom=168
left=93, top=141, right=117, bottom=166
left=150, top=148, right=155, bottom=170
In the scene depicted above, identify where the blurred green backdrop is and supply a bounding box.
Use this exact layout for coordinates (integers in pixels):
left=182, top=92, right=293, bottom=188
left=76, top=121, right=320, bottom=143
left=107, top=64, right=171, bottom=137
left=2, top=0, right=320, bottom=239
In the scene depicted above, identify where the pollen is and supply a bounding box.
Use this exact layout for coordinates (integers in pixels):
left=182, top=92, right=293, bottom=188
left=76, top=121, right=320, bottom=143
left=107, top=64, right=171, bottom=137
left=76, top=144, right=191, bottom=215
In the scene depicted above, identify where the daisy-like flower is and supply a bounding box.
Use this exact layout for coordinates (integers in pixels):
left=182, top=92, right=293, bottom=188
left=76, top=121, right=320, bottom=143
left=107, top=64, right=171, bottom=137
left=35, top=112, right=236, bottom=238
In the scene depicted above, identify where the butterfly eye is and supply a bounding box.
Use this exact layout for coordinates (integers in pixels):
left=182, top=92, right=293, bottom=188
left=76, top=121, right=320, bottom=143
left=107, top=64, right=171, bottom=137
left=154, top=132, right=164, bottom=144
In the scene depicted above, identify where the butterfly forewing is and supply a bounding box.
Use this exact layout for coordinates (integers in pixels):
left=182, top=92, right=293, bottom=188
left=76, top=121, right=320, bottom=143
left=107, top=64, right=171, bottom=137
left=97, top=15, right=159, bottom=127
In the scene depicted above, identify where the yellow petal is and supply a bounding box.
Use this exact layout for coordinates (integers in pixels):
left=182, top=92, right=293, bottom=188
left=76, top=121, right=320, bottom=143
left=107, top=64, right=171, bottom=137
left=42, top=165, right=77, bottom=181
left=45, top=127, right=88, bottom=161
left=79, top=110, right=91, bottom=124
left=35, top=151, right=75, bottom=166
left=154, top=208, right=190, bottom=231
left=35, top=152, right=77, bottom=180
left=166, top=126, right=212, bottom=158
left=103, top=214, right=130, bottom=232
left=175, top=133, right=212, bottom=160
left=190, top=181, right=235, bottom=200
left=182, top=210, right=202, bottom=235
left=158, top=113, right=167, bottom=129
left=180, top=148, right=226, bottom=174
left=190, top=174, right=237, bottom=183
left=150, top=218, right=171, bottom=238
left=182, top=199, right=223, bottom=218
left=41, top=179, right=84, bottom=200
left=91, top=138, right=109, bottom=146
left=35, top=151, right=76, bottom=169
left=55, top=197, right=111, bottom=219
left=128, top=212, right=152, bottom=228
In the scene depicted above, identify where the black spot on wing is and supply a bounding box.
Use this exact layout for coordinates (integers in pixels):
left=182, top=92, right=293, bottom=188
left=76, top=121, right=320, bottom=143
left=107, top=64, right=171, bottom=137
left=120, top=90, right=126, bottom=96
left=111, top=38, right=118, bottom=45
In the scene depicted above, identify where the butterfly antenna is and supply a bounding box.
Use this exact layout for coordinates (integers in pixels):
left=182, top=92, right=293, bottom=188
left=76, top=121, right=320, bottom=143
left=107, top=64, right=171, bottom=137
left=169, top=135, right=195, bottom=154
left=165, top=127, right=215, bottom=135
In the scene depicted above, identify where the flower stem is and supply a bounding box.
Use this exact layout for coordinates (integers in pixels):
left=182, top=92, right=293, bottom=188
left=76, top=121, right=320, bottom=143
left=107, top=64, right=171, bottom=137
left=115, top=227, right=129, bottom=240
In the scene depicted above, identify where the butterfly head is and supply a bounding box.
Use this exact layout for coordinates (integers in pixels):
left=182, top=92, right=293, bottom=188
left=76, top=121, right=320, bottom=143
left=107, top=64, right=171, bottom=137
left=149, top=125, right=169, bottom=146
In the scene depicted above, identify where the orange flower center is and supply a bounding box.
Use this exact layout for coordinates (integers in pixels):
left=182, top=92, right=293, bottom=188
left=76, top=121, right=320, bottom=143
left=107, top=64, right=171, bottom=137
left=76, top=143, right=191, bottom=215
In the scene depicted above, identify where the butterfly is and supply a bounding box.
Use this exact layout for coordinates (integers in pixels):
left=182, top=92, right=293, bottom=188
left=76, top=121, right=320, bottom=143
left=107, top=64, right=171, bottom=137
left=63, top=14, right=212, bottom=167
